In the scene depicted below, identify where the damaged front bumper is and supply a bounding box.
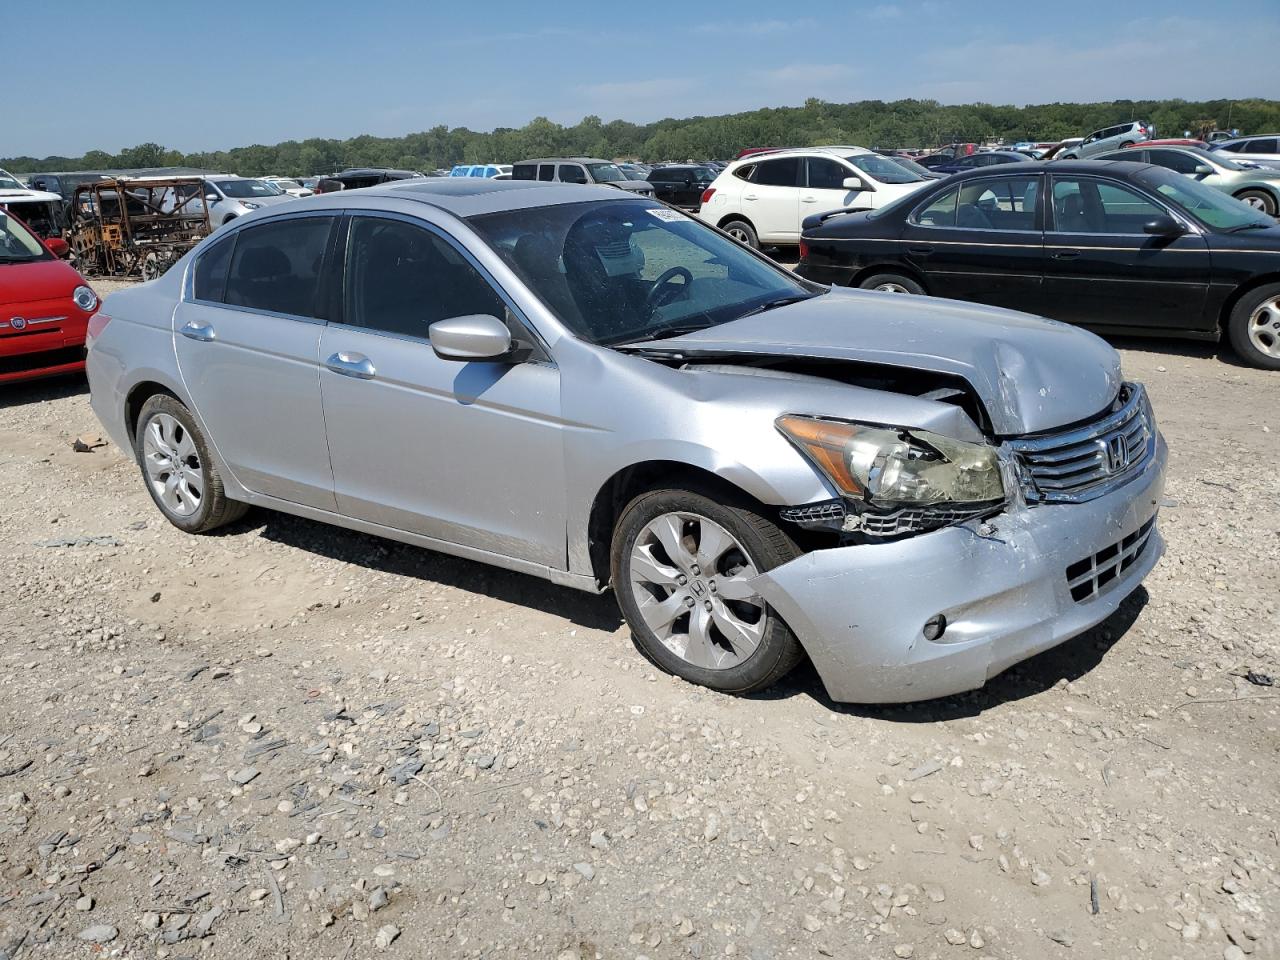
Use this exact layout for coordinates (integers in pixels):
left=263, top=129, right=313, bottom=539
left=752, top=434, right=1168, bottom=704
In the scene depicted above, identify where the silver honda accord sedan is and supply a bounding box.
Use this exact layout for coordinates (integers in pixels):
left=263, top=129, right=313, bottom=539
left=86, top=179, right=1167, bottom=703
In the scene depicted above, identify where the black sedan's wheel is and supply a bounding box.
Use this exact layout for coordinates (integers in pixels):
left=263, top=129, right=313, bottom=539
left=859, top=273, right=924, bottom=295
left=611, top=486, right=803, bottom=695
left=1235, top=189, right=1277, bottom=216
left=1227, top=283, right=1280, bottom=371
left=135, top=395, right=248, bottom=533
left=721, top=219, right=759, bottom=249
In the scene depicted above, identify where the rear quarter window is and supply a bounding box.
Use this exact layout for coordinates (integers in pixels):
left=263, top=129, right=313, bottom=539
left=192, top=237, right=234, bottom=302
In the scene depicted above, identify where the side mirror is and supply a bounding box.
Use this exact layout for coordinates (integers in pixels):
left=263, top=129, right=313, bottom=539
left=428, top=314, right=513, bottom=361
left=204, top=193, right=219, bottom=202
left=842, top=176, right=868, bottom=191
left=1143, top=215, right=1185, bottom=237
left=44, top=237, right=70, bottom=258
left=1193, top=164, right=1213, bottom=175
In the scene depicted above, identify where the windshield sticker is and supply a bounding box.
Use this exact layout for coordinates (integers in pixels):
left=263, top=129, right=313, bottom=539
left=647, top=207, right=686, bottom=222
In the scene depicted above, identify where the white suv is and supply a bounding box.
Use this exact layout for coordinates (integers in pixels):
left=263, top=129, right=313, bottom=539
left=695, top=147, right=932, bottom=248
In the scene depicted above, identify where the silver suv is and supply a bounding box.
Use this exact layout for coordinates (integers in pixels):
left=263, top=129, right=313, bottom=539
left=1062, top=121, right=1153, bottom=159
left=86, top=180, right=1165, bottom=705
left=201, top=176, right=297, bottom=225
left=512, top=157, right=654, bottom=197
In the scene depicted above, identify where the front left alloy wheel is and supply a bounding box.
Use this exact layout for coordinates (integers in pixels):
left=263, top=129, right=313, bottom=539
left=611, top=486, right=803, bottom=695
left=135, top=394, right=247, bottom=533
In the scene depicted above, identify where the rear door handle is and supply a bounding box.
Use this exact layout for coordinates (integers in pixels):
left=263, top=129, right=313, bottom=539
left=1052, top=249, right=1081, bottom=260
left=325, top=351, right=376, bottom=380
left=179, top=321, right=216, bottom=342
left=907, top=244, right=934, bottom=255
left=800, top=195, right=818, bottom=203
left=743, top=193, right=758, bottom=201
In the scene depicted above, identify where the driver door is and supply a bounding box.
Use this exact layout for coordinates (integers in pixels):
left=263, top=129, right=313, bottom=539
left=318, top=213, right=568, bottom=567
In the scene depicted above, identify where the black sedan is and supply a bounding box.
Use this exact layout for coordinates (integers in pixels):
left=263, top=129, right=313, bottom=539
left=645, top=164, right=716, bottom=210
left=797, top=160, right=1280, bottom=369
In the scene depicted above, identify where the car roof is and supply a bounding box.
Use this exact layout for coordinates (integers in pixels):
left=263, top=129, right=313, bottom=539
left=731, top=146, right=871, bottom=165
left=943, top=159, right=1156, bottom=179
left=516, top=157, right=615, bottom=165
left=316, top=177, right=635, bottom=217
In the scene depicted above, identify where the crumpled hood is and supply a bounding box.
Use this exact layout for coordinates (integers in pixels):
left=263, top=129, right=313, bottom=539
left=652, top=288, right=1123, bottom=435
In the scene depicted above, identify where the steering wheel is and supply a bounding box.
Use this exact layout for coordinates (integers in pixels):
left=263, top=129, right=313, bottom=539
left=644, top=266, right=694, bottom=312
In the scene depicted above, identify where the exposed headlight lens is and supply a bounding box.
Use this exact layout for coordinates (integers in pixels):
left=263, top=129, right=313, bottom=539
left=777, top=416, right=1004, bottom=507
left=242, top=201, right=261, bottom=210
left=72, top=285, right=98, bottom=312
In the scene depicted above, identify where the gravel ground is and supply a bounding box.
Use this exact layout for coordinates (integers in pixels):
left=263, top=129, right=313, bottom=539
left=0, top=277, right=1276, bottom=960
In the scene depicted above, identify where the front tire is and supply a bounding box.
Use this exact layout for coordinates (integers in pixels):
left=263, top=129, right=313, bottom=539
left=859, top=272, right=924, bottom=295
left=1226, top=283, right=1280, bottom=370
left=611, top=486, right=804, bottom=695
left=1235, top=189, right=1277, bottom=216
left=135, top=395, right=247, bottom=533
left=721, top=219, right=759, bottom=249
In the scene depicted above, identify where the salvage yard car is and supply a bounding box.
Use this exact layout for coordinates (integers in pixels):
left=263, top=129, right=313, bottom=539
left=87, top=179, right=1166, bottom=704
left=797, top=159, right=1280, bottom=369
left=0, top=209, right=98, bottom=383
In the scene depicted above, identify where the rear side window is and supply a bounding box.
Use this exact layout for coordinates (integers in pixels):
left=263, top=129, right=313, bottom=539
left=537, top=164, right=556, bottom=182
left=1248, top=138, right=1278, bottom=152
left=1147, top=149, right=1202, bottom=175
left=192, top=237, right=233, bottom=302
left=223, top=216, right=333, bottom=318
left=511, top=164, right=537, bottom=180
left=753, top=157, right=800, bottom=187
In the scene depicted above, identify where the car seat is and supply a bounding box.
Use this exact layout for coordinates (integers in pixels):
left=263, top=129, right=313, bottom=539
left=1056, top=192, right=1091, bottom=232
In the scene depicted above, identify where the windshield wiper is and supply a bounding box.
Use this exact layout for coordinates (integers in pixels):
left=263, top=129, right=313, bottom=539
left=734, top=293, right=818, bottom=321
left=610, top=320, right=715, bottom=346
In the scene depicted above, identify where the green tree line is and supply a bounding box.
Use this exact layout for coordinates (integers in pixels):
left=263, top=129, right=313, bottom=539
left=5, top=97, right=1278, bottom=177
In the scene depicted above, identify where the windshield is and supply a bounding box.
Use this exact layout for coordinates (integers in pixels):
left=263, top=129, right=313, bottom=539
left=273, top=179, right=303, bottom=190
left=585, top=162, right=626, bottom=183
left=847, top=154, right=924, bottom=184
left=888, top=157, right=935, bottom=178
left=214, top=179, right=283, bottom=199
left=1139, top=169, right=1273, bottom=230
left=0, top=168, right=24, bottom=189
left=469, top=199, right=814, bottom=346
left=0, top=212, right=49, bottom=262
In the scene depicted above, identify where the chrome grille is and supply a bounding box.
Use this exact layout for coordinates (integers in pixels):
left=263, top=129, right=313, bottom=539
left=1008, top=383, right=1155, bottom=504
left=1065, top=515, right=1156, bottom=602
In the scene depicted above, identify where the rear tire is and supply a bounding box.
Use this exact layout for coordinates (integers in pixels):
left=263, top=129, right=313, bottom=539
left=1226, top=282, right=1280, bottom=371
left=1235, top=189, right=1277, bottom=216
left=721, top=219, right=759, bottom=249
left=134, top=395, right=248, bottom=533
left=611, top=485, right=803, bottom=695
left=859, top=272, right=925, bottom=295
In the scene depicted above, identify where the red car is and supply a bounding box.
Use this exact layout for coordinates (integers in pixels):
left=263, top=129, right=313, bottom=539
left=0, top=211, right=99, bottom=384
left=1125, top=138, right=1209, bottom=149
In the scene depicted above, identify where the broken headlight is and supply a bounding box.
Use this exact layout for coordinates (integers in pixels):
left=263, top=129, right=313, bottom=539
left=776, top=415, right=1005, bottom=535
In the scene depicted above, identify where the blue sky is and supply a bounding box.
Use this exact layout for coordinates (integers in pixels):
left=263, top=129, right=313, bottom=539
left=9, top=0, right=1279, bottom=157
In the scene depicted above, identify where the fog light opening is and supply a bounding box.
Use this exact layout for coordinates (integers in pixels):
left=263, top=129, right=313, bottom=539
left=923, top=615, right=947, bottom=642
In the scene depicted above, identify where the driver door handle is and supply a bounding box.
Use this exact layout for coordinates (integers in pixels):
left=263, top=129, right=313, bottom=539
left=743, top=193, right=758, bottom=201
left=325, top=351, right=376, bottom=380
left=1052, top=249, right=1082, bottom=260
left=180, top=321, right=216, bottom=342
left=800, top=195, right=818, bottom=203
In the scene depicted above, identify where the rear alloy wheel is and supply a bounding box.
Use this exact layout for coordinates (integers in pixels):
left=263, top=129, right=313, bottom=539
left=1227, top=283, right=1280, bottom=371
left=612, top=487, right=803, bottom=695
left=135, top=395, right=248, bottom=533
left=721, top=219, right=759, bottom=249
left=859, top=273, right=924, bottom=295
left=1235, top=189, right=1277, bottom=216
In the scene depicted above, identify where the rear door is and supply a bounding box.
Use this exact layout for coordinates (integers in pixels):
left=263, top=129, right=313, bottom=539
left=173, top=214, right=338, bottom=508
left=741, top=157, right=802, bottom=243
left=317, top=213, right=567, bottom=566
left=900, top=173, right=1045, bottom=313
left=1041, top=174, right=1211, bottom=330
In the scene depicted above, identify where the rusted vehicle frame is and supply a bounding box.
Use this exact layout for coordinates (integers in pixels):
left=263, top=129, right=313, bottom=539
left=68, top=177, right=212, bottom=280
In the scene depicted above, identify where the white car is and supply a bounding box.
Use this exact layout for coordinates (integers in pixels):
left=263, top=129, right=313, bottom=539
left=1211, top=134, right=1280, bottom=171
left=263, top=177, right=315, bottom=197
left=696, top=147, right=931, bottom=248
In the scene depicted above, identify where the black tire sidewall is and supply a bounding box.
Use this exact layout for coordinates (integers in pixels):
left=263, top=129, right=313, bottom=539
left=860, top=273, right=924, bottom=295
left=611, top=487, right=801, bottom=694
left=1235, top=190, right=1277, bottom=216
left=1227, top=282, right=1280, bottom=371
left=134, top=396, right=222, bottom=532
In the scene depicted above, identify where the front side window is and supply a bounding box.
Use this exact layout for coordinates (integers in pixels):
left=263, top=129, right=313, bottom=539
left=914, top=186, right=958, bottom=227
left=558, top=164, right=587, bottom=184
left=806, top=157, right=851, bottom=190
left=1050, top=177, right=1163, bottom=234
left=753, top=157, right=800, bottom=187
left=469, top=199, right=814, bottom=346
left=343, top=216, right=506, bottom=338
left=223, top=216, right=333, bottom=317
